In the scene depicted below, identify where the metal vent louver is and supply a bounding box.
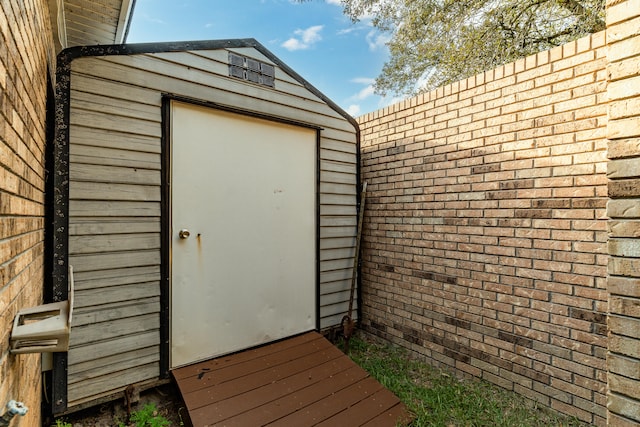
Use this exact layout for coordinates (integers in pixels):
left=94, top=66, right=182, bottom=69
left=228, top=52, right=276, bottom=88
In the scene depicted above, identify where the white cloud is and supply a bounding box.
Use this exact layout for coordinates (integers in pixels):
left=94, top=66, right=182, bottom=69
left=344, top=77, right=376, bottom=115
left=355, top=85, right=375, bottom=100
left=325, top=0, right=342, bottom=5
left=352, top=77, right=375, bottom=85
left=346, top=104, right=361, bottom=116
left=281, top=25, right=324, bottom=51
left=348, top=77, right=376, bottom=102
left=366, top=29, right=390, bottom=51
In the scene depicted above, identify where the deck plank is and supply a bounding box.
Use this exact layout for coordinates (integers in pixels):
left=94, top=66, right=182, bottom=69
left=183, top=345, right=346, bottom=410
left=173, top=331, right=410, bottom=427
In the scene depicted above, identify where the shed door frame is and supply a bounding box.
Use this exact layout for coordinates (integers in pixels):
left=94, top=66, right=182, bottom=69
left=159, top=94, right=321, bottom=376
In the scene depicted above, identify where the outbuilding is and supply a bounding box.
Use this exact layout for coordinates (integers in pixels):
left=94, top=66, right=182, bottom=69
left=51, top=39, right=360, bottom=413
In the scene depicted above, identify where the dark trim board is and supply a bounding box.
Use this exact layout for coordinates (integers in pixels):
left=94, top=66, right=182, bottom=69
left=159, top=98, right=171, bottom=379
left=316, top=129, right=322, bottom=331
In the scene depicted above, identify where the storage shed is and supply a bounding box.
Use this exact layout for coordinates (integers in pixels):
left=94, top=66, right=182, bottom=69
left=51, top=39, right=360, bottom=413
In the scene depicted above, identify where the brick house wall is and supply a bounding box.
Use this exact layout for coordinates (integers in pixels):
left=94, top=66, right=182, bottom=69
left=0, top=0, right=54, bottom=425
left=605, top=0, right=640, bottom=425
left=357, top=32, right=610, bottom=425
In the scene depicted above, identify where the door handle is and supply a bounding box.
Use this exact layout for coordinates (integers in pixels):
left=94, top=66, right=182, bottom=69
left=179, top=229, right=191, bottom=239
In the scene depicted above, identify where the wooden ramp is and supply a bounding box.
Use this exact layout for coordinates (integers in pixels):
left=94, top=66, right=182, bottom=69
left=172, top=331, right=410, bottom=427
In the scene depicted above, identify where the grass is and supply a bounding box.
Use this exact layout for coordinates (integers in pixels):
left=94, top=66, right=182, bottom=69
left=346, top=334, right=588, bottom=427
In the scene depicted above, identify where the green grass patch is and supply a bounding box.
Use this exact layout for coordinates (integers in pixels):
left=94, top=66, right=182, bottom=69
left=346, top=335, right=588, bottom=427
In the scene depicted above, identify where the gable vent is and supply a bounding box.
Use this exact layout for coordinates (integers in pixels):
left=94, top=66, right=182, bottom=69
left=228, top=52, right=275, bottom=88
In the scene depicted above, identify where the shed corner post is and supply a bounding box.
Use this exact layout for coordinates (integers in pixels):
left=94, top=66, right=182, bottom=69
left=50, top=47, right=78, bottom=415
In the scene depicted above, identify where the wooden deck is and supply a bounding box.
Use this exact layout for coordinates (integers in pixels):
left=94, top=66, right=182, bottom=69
left=172, top=331, right=410, bottom=426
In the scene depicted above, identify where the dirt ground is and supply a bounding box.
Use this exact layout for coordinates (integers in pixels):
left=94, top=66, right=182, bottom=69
left=57, top=383, right=189, bottom=427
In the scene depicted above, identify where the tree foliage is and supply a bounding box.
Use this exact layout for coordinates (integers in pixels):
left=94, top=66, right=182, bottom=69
left=329, top=0, right=605, bottom=95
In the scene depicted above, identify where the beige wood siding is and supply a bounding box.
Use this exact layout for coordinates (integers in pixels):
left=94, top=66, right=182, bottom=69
left=66, top=46, right=357, bottom=407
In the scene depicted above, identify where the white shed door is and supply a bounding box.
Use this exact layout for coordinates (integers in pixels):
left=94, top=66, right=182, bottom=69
left=170, top=102, right=317, bottom=369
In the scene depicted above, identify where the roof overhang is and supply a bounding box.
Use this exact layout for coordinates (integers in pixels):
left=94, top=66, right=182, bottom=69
left=49, top=0, right=135, bottom=52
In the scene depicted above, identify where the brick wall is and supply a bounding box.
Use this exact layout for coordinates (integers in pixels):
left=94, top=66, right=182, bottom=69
left=357, top=32, right=609, bottom=425
left=0, top=0, right=54, bottom=425
left=605, top=0, right=640, bottom=425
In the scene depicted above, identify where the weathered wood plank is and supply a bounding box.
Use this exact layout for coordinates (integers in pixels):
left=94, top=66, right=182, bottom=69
left=320, top=225, right=358, bottom=238
left=65, top=24, right=114, bottom=43
left=320, top=300, right=352, bottom=316
left=69, top=218, right=160, bottom=235
left=320, top=280, right=352, bottom=296
left=320, top=182, right=357, bottom=196
left=68, top=331, right=160, bottom=365
left=70, top=181, right=160, bottom=202
left=321, top=290, right=351, bottom=306
left=71, top=163, right=160, bottom=185
left=71, top=91, right=160, bottom=122
left=322, top=137, right=359, bottom=154
left=320, top=247, right=356, bottom=261
left=321, top=159, right=358, bottom=174
left=322, top=170, right=357, bottom=185
left=321, top=204, right=358, bottom=216
left=63, top=10, right=118, bottom=34
left=73, top=283, right=160, bottom=308
left=321, top=148, right=358, bottom=164
left=70, top=126, right=161, bottom=154
left=320, top=269, right=353, bottom=284
left=70, top=250, right=160, bottom=272
left=321, top=258, right=354, bottom=272
left=70, top=201, right=161, bottom=217
left=70, top=143, right=161, bottom=169
left=320, top=216, right=357, bottom=228
left=69, top=346, right=159, bottom=381
left=148, top=51, right=228, bottom=78
left=319, top=307, right=357, bottom=326
left=72, top=298, right=160, bottom=327
left=71, top=109, right=161, bottom=138
left=71, top=73, right=161, bottom=106
left=320, top=237, right=357, bottom=250
left=70, top=233, right=160, bottom=254
left=68, top=363, right=159, bottom=405
left=321, top=193, right=358, bottom=207
left=73, top=267, right=161, bottom=290
left=70, top=314, right=159, bottom=345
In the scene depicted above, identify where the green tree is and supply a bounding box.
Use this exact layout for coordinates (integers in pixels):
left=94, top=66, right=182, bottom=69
left=326, top=0, right=605, bottom=95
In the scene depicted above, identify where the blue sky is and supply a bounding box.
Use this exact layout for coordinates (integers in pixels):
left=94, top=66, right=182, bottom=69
left=127, top=0, right=401, bottom=116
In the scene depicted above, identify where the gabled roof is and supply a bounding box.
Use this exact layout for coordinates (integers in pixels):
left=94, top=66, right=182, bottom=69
left=49, top=0, right=135, bottom=51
